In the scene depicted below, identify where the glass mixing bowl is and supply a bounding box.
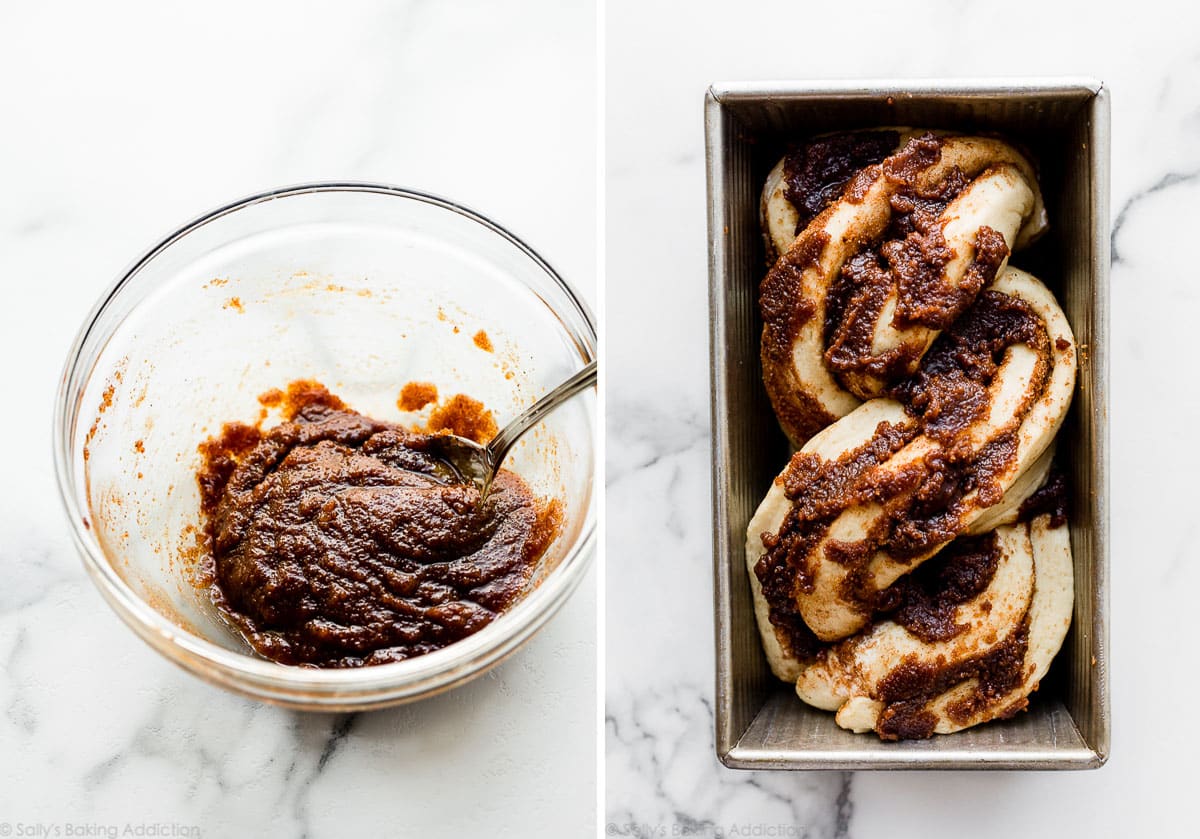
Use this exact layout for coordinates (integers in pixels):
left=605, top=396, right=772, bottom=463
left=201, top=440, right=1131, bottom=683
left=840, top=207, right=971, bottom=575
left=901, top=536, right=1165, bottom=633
left=53, top=183, right=597, bottom=710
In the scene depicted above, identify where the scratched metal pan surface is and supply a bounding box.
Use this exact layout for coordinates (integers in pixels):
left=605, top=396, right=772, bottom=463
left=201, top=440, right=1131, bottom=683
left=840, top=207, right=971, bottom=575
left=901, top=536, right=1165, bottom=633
left=705, top=79, right=1110, bottom=770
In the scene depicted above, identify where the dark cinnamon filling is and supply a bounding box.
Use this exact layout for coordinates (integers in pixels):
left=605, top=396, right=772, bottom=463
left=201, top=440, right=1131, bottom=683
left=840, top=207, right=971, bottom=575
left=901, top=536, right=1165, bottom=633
left=196, top=381, right=560, bottom=668
left=875, top=616, right=1030, bottom=741
left=782, top=130, right=899, bottom=233
left=876, top=532, right=1001, bottom=643
left=1018, top=469, right=1069, bottom=528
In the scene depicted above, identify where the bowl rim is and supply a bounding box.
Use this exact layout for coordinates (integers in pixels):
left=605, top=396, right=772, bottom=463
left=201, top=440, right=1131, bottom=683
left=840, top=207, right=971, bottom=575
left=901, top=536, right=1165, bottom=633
left=52, top=181, right=597, bottom=708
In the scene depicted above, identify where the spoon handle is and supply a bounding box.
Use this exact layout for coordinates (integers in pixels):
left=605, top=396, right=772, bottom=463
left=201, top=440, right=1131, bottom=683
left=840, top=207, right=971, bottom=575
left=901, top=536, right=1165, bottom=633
left=485, top=360, right=597, bottom=473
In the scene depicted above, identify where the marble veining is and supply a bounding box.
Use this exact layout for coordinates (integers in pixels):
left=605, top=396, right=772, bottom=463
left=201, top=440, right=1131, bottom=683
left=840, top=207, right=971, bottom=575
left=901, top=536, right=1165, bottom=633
left=606, top=688, right=852, bottom=838
left=1111, top=170, right=1200, bottom=265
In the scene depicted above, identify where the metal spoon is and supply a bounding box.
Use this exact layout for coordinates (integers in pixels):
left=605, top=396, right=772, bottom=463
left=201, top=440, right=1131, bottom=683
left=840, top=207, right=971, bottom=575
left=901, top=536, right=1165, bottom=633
left=426, top=360, right=597, bottom=499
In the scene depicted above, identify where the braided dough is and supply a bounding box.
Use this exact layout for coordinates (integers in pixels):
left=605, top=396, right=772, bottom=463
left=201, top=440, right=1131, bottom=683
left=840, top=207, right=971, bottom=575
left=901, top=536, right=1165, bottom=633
left=746, top=131, right=1076, bottom=739
left=759, top=131, right=1048, bottom=447
left=795, top=515, right=1072, bottom=738
left=750, top=267, right=1075, bottom=643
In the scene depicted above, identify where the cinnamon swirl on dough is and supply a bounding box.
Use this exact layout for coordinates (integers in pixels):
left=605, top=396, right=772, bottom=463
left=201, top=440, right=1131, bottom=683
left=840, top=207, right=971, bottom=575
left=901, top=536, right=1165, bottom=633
left=759, top=131, right=1047, bottom=447
left=746, top=130, right=1075, bottom=740
left=794, top=514, right=1072, bottom=740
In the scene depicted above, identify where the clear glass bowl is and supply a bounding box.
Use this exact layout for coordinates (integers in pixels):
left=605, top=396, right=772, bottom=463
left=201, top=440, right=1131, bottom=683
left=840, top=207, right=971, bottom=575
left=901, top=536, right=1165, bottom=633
left=53, top=183, right=597, bottom=710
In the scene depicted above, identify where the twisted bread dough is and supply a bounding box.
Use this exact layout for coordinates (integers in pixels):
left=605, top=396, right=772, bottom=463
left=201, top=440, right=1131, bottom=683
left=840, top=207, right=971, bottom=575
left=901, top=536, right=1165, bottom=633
left=796, top=515, right=1072, bottom=739
left=747, top=130, right=1075, bottom=740
left=750, top=267, right=1075, bottom=643
left=747, top=274, right=1075, bottom=738
left=761, top=130, right=1047, bottom=263
left=746, top=434, right=1056, bottom=684
left=759, top=132, right=1048, bottom=447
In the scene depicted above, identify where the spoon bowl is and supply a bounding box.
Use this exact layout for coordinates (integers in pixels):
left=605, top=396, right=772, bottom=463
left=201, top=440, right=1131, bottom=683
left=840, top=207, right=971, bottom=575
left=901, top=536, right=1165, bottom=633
left=426, top=360, right=598, bottom=498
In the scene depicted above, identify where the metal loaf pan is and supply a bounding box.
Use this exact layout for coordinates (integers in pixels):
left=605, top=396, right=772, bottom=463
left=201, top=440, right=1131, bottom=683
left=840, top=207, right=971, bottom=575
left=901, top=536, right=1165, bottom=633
left=705, top=79, right=1109, bottom=770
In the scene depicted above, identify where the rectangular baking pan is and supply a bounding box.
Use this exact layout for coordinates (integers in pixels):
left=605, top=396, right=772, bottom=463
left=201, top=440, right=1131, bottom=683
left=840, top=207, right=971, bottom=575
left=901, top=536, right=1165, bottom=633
left=706, top=79, right=1110, bottom=770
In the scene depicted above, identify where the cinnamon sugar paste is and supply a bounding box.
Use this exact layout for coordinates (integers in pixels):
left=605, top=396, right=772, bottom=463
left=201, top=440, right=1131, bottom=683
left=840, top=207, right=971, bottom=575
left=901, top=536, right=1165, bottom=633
left=196, top=380, right=561, bottom=667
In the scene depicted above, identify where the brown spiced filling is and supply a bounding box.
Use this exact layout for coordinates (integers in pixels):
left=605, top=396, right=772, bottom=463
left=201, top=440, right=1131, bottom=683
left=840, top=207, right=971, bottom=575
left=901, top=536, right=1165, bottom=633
left=869, top=525, right=1037, bottom=741
left=875, top=531, right=1001, bottom=643
left=1018, top=469, right=1069, bottom=527
left=874, top=616, right=1031, bottom=741
left=758, top=250, right=831, bottom=442
left=782, top=130, right=900, bottom=233
left=196, top=382, right=560, bottom=668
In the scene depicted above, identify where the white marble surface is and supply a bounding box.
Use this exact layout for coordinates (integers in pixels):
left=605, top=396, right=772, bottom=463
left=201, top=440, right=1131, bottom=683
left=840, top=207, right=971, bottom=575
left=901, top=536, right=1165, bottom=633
left=0, top=2, right=595, bottom=837
left=606, top=0, right=1197, bottom=836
